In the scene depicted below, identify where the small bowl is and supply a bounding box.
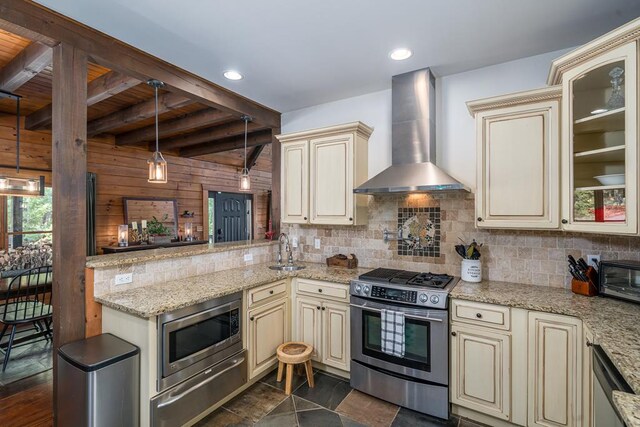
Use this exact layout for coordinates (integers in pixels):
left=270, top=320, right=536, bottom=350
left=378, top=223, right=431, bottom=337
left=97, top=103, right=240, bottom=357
left=594, top=174, right=625, bottom=186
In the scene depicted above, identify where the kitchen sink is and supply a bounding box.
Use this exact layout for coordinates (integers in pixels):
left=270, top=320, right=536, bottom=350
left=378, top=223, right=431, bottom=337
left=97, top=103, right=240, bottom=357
left=269, top=264, right=306, bottom=271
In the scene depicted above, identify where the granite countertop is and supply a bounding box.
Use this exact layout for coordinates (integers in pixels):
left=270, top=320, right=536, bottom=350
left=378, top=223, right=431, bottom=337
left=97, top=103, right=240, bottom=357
left=451, top=280, right=640, bottom=422
left=95, top=262, right=368, bottom=318
left=86, top=240, right=277, bottom=269
left=613, top=391, right=640, bottom=427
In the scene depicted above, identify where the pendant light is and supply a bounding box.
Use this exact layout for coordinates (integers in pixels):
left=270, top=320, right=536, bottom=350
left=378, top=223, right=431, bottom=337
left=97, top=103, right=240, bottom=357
left=0, top=90, right=44, bottom=197
left=147, top=79, right=168, bottom=183
left=239, top=115, right=251, bottom=191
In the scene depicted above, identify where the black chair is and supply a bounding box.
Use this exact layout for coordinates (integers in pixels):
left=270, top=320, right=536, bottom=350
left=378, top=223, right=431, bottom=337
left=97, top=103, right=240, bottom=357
left=0, top=265, right=53, bottom=372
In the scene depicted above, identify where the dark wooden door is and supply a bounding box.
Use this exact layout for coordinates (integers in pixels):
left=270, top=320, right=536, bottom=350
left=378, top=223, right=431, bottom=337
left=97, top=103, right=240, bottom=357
left=212, top=192, right=250, bottom=242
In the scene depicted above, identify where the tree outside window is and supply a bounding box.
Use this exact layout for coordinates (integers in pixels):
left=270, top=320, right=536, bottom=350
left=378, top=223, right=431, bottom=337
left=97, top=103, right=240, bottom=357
left=6, top=187, right=53, bottom=249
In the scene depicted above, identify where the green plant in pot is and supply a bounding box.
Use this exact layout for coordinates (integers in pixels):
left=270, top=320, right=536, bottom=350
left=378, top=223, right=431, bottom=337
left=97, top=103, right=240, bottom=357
left=147, top=215, right=173, bottom=244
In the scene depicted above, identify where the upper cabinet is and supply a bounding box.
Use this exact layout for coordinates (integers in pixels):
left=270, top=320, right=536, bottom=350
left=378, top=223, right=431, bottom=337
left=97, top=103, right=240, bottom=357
left=558, top=42, right=637, bottom=234
left=277, top=122, right=372, bottom=226
left=468, top=88, right=561, bottom=229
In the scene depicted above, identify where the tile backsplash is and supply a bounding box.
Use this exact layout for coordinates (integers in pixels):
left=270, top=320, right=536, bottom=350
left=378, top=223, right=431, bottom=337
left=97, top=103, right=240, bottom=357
left=285, top=192, right=640, bottom=288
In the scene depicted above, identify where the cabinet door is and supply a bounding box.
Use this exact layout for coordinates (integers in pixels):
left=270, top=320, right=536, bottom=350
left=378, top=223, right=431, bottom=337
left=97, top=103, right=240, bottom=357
left=309, top=133, right=354, bottom=225
left=561, top=42, right=637, bottom=234
left=281, top=141, right=309, bottom=224
left=321, top=301, right=349, bottom=371
left=294, top=296, right=322, bottom=361
left=450, top=325, right=511, bottom=421
left=582, top=326, right=594, bottom=427
left=476, top=99, right=560, bottom=229
left=248, top=298, right=288, bottom=379
left=528, top=312, right=583, bottom=427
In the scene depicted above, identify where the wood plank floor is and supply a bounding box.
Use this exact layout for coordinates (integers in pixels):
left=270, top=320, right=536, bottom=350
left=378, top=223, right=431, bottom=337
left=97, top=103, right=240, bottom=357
left=0, top=369, right=53, bottom=427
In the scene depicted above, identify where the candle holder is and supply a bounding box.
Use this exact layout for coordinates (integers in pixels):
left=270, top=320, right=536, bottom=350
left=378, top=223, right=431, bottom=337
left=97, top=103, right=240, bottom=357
left=118, top=225, right=129, bottom=247
left=184, top=222, right=194, bottom=241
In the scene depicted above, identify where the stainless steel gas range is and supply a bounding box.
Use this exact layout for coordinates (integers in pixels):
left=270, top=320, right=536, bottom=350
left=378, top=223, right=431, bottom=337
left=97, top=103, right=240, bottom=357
left=349, top=268, right=458, bottom=420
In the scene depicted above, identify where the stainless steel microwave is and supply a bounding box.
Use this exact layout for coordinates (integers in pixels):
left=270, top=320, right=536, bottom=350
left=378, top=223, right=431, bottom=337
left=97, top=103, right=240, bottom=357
left=599, top=260, right=640, bottom=304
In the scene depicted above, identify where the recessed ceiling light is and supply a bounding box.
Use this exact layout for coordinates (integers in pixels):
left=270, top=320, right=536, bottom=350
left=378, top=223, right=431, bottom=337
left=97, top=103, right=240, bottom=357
left=223, top=70, right=243, bottom=80
left=389, top=48, right=413, bottom=61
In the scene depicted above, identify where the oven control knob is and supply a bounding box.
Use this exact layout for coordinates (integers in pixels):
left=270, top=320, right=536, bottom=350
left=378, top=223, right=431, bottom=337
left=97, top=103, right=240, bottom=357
left=363, top=285, right=370, bottom=294
left=419, top=293, right=428, bottom=303
left=430, top=295, right=440, bottom=304
left=355, top=284, right=362, bottom=293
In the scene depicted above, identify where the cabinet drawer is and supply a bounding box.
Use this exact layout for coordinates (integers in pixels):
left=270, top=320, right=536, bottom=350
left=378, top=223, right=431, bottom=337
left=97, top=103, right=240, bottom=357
left=452, top=300, right=510, bottom=330
left=297, top=279, right=348, bottom=301
left=249, top=281, right=287, bottom=307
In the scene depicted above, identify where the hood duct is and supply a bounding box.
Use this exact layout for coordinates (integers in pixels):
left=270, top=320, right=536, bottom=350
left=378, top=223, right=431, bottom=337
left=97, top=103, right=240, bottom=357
left=354, top=68, right=469, bottom=194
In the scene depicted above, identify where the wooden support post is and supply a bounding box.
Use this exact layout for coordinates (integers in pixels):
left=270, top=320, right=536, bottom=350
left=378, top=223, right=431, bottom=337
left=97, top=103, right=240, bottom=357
left=271, top=127, right=281, bottom=236
left=51, top=43, right=87, bottom=424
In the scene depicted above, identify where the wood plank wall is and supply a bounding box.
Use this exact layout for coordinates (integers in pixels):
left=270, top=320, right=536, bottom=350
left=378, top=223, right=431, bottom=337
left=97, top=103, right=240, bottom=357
left=0, top=114, right=273, bottom=252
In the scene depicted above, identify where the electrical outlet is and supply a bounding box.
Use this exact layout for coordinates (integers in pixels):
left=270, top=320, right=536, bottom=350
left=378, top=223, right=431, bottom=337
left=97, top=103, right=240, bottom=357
left=196, top=226, right=203, bottom=232
left=115, top=273, right=133, bottom=285
left=314, top=238, right=321, bottom=249
left=244, top=253, right=253, bottom=262
left=587, top=254, right=600, bottom=270
left=292, top=237, right=298, bottom=248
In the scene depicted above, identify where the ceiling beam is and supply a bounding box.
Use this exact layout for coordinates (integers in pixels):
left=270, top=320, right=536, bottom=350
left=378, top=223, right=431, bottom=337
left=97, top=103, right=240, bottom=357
left=0, top=41, right=51, bottom=92
left=0, top=1, right=281, bottom=128
left=87, top=92, right=193, bottom=137
left=161, top=121, right=265, bottom=150
left=116, top=108, right=233, bottom=146
left=25, top=70, right=140, bottom=130
left=246, top=144, right=265, bottom=171
left=180, top=130, right=272, bottom=157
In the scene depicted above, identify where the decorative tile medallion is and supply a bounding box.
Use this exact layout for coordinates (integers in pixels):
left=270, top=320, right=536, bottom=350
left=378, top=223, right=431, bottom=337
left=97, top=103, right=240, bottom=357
left=397, top=207, right=440, bottom=257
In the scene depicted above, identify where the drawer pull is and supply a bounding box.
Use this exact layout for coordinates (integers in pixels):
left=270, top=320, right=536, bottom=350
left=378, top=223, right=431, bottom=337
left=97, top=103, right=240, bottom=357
left=269, top=290, right=274, bottom=295
left=476, top=313, right=483, bottom=319
left=318, top=289, right=323, bottom=293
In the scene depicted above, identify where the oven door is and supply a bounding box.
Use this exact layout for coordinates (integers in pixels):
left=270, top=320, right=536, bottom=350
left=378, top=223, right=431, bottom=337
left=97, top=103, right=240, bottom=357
left=161, top=298, right=241, bottom=379
left=350, top=295, right=448, bottom=385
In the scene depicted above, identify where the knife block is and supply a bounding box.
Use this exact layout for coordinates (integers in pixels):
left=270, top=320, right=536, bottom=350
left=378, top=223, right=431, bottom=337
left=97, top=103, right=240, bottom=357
left=571, top=266, right=599, bottom=297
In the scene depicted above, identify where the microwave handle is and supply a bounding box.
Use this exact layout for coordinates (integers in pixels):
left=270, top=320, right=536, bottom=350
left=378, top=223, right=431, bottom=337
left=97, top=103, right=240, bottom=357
left=157, top=355, right=245, bottom=409
left=349, top=303, right=443, bottom=323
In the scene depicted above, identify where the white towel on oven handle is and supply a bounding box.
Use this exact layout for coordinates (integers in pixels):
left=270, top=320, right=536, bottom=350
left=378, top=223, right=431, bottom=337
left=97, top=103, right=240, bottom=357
left=381, top=309, right=405, bottom=357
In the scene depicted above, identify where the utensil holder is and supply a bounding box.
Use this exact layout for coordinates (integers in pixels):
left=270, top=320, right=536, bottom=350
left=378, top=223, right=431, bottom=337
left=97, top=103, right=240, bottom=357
left=461, top=259, right=482, bottom=282
left=571, top=266, right=599, bottom=297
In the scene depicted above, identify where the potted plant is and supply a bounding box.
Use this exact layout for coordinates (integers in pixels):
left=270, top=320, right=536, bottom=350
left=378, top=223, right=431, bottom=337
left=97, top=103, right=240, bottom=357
left=147, top=215, right=173, bottom=244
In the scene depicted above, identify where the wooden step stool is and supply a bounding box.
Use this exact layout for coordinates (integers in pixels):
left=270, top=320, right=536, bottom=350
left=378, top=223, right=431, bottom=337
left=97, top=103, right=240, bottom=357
left=276, top=341, right=315, bottom=395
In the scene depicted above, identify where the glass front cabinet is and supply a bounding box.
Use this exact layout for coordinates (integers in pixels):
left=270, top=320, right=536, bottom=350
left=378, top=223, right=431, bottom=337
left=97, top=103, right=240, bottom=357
left=561, top=41, right=638, bottom=234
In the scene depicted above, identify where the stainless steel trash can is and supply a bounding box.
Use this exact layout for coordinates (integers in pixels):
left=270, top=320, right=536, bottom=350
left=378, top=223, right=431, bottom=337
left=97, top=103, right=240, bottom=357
left=58, top=333, right=140, bottom=427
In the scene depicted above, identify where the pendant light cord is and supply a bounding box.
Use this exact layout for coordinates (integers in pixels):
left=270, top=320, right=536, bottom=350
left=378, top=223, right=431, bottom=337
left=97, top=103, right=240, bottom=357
left=243, top=117, right=248, bottom=170
left=155, top=84, right=159, bottom=153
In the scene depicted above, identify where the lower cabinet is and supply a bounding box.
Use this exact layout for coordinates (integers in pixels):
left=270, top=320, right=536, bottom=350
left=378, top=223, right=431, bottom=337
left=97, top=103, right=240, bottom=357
left=528, top=312, right=583, bottom=427
left=450, top=324, right=511, bottom=421
left=296, top=296, right=322, bottom=361
left=247, top=297, right=289, bottom=379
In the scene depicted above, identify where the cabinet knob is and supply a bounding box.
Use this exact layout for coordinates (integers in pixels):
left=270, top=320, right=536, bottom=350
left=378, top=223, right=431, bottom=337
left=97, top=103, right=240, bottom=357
left=269, top=290, right=274, bottom=295
left=586, top=340, right=592, bottom=347
left=316, top=306, right=321, bottom=310
left=318, top=289, right=323, bottom=293
left=476, top=313, right=483, bottom=319
left=451, top=331, right=457, bottom=337
left=250, top=316, right=255, bottom=321
left=322, top=307, right=326, bottom=311
left=562, top=219, right=568, bottom=224
left=477, top=217, right=483, bottom=222
left=349, top=217, right=353, bottom=221
left=304, top=217, right=308, bottom=220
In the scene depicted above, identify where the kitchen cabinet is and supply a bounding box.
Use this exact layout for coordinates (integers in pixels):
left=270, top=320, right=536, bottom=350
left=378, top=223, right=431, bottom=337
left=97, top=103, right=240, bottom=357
left=450, top=324, right=511, bottom=421
left=558, top=41, right=637, bottom=234
left=468, top=87, right=561, bottom=229
left=293, top=279, right=350, bottom=372
left=582, top=326, right=594, bottom=427
left=277, top=122, right=372, bottom=226
left=247, top=297, right=289, bottom=379
left=528, top=312, right=583, bottom=427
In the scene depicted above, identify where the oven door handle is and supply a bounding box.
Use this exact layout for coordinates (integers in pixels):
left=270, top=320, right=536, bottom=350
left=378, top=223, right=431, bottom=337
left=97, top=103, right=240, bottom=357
left=349, top=303, right=443, bottom=322
left=156, top=355, right=245, bottom=409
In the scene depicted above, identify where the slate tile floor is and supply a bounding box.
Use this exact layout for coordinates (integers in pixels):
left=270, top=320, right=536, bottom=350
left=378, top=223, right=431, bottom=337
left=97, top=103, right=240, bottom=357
left=195, top=369, right=487, bottom=427
left=0, top=332, right=52, bottom=386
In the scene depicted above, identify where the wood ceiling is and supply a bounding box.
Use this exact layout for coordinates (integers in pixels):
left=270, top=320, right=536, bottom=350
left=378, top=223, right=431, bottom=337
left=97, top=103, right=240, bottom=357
left=0, top=28, right=273, bottom=168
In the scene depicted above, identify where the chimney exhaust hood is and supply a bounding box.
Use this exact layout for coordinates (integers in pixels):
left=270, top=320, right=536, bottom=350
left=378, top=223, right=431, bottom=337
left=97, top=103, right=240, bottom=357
left=354, top=68, right=469, bottom=194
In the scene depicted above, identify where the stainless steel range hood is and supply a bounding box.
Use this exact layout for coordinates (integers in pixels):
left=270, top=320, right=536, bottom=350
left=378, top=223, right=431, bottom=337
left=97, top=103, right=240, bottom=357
left=354, top=68, right=469, bottom=194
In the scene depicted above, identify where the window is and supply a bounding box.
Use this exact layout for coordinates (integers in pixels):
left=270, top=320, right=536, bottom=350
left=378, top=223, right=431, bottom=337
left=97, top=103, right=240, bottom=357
left=5, top=187, right=53, bottom=249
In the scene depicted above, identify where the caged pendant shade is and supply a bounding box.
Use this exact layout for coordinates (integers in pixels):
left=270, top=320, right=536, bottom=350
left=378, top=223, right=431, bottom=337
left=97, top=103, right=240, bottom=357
left=147, top=79, right=168, bottom=183
left=239, top=115, right=251, bottom=191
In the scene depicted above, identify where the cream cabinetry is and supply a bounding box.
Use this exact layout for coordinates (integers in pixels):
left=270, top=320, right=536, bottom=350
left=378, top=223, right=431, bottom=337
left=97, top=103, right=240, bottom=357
left=292, top=279, right=350, bottom=372
left=277, top=122, right=372, bottom=226
left=468, top=87, right=561, bottom=229
left=246, top=281, right=290, bottom=379
left=528, top=312, right=583, bottom=427
left=450, top=324, right=511, bottom=421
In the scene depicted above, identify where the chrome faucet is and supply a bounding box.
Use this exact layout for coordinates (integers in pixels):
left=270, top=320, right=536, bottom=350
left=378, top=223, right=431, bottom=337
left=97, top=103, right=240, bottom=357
left=278, top=233, right=294, bottom=265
